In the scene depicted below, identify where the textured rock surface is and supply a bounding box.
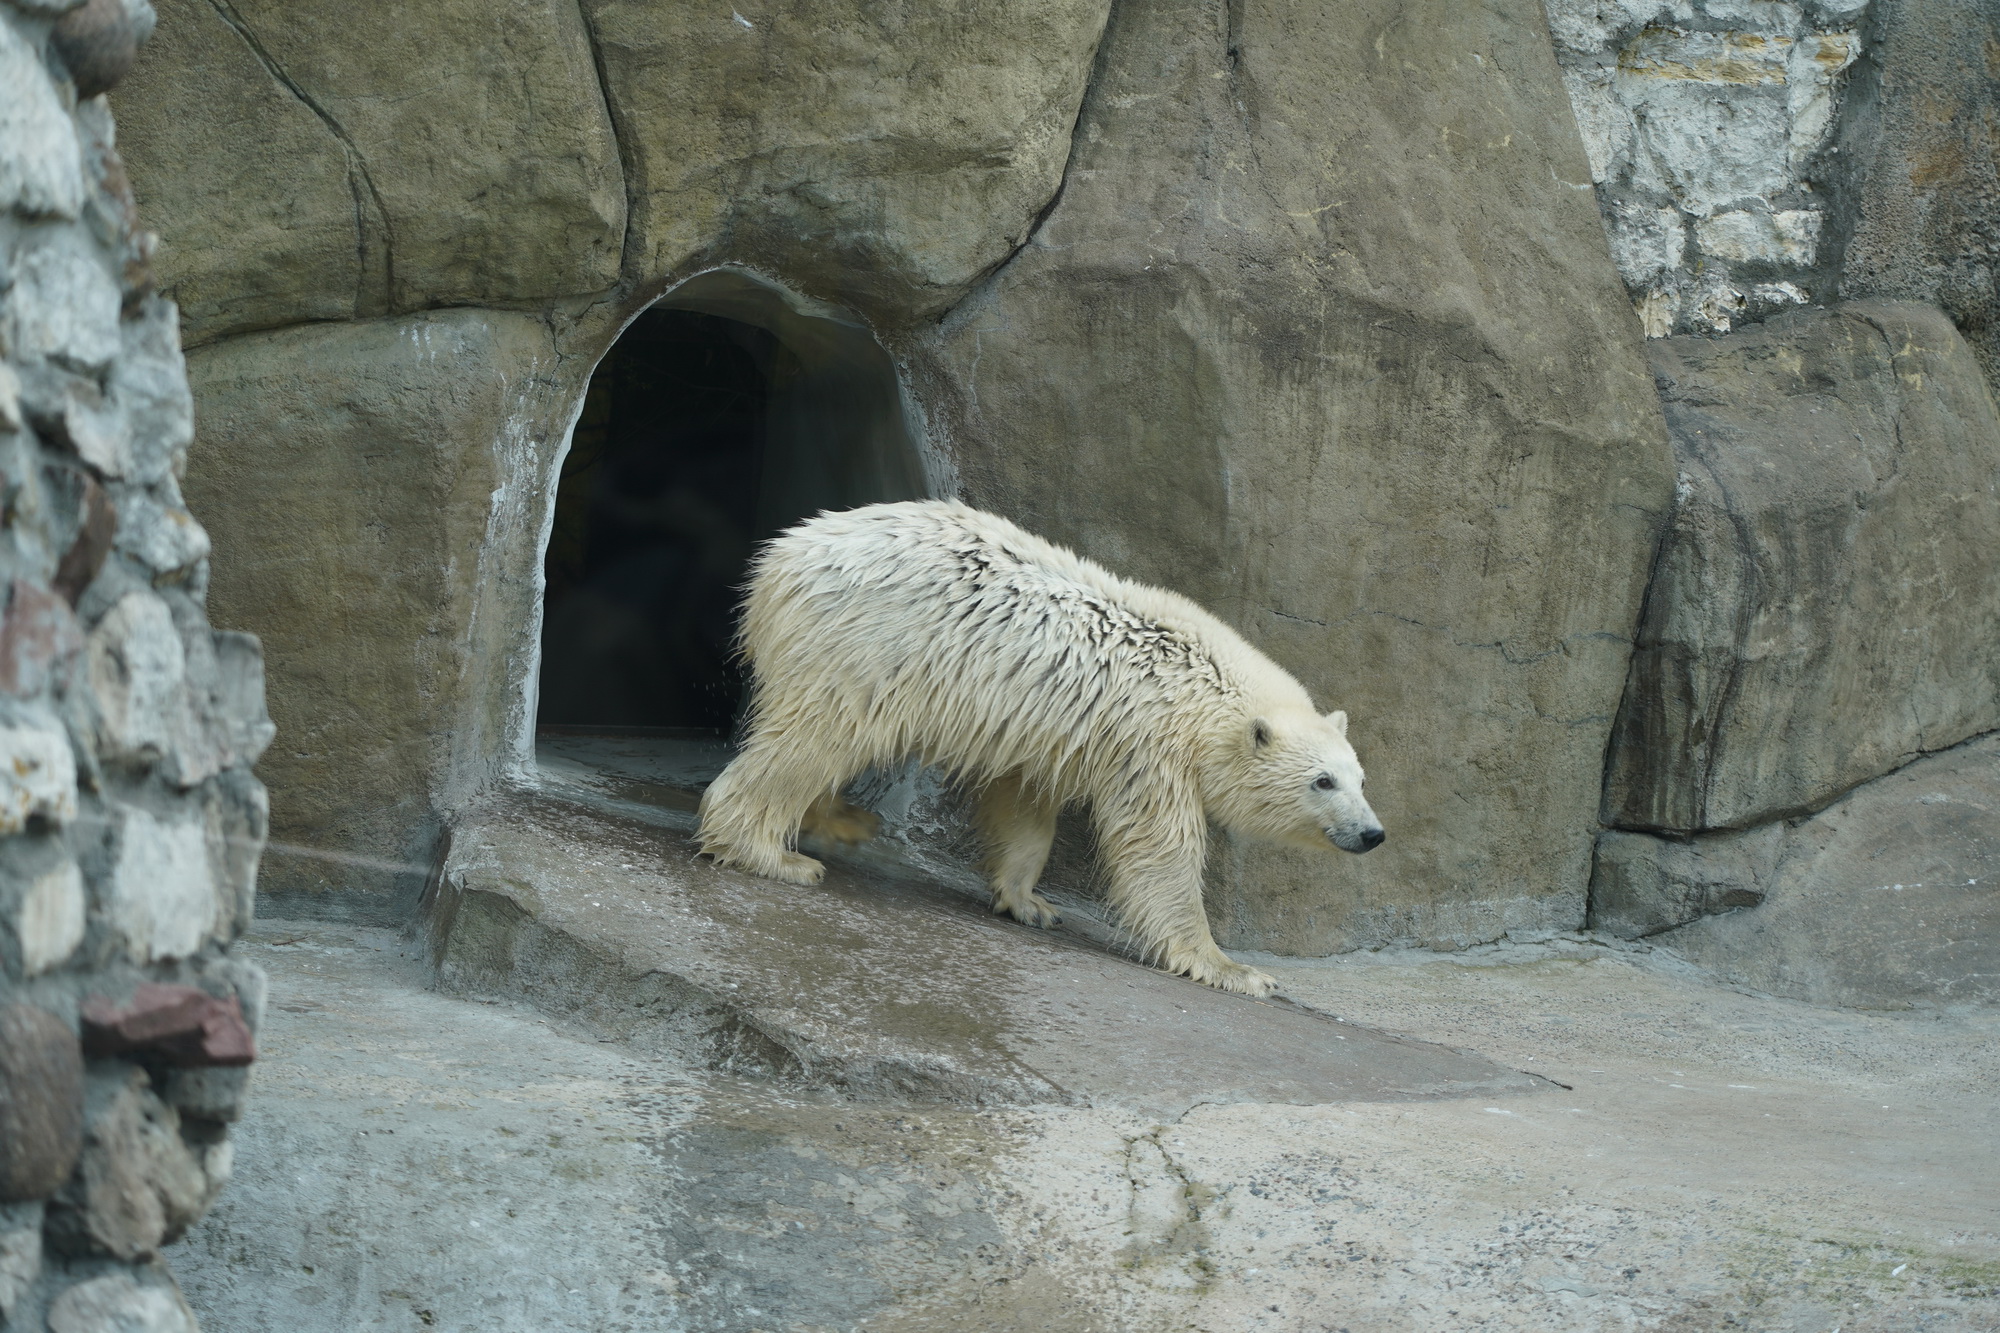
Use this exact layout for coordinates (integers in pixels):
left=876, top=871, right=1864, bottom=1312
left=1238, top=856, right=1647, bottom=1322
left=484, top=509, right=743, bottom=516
left=1835, top=0, right=2000, bottom=393
left=581, top=0, right=1109, bottom=322
left=1635, top=734, right=2000, bottom=1009
left=111, top=0, right=623, bottom=345
left=1605, top=300, right=2000, bottom=834
left=1546, top=0, right=1868, bottom=336
left=1, top=2, right=268, bottom=1323
left=1590, top=825, right=1781, bottom=940
left=0, top=1003, right=84, bottom=1201
left=47, top=1271, right=197, bottom=1333
left=913, top=0, right=1672, bottom=952
left=101, top=0, right=355, bottom=344
left=48, top=1066, right=214, bottom=1261
left=182, top=311, right=569, bottom=912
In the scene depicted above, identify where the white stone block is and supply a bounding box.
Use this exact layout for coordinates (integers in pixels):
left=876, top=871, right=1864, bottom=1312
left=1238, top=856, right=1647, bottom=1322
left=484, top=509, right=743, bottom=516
left=115, top=492, right=212, bottom=578
left=0, top=712, right=78, bottom=834
left=105, top=805, right=218, bottom=962
left=0, top=362, right=21, bottom=433
left=0, top=18, right=86, bottom=220
left=1625, top=82, right=1793, bottom=211
left=6, top=229, right=123, bottom=374
left=1696, top=207, right=1822, bottom=263
left=88, top=592, right=218, bottom=785
left=1788, top=31, right=1860, bottom=163
left=1607, top=202, right=1687, bottom=285
left=1751, top=279, right=1811, bottom=306
left=16, top=854, right=84, bottom=975
left=112, top=300, right=197, bottom=484
left=1699, top=0, right=1807, bottom=33
left=1559, top=66, right=1632, bottom=185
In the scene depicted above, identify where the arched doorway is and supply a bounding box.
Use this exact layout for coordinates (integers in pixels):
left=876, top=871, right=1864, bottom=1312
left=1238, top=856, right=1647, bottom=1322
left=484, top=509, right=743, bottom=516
left=535, top=270, right=925, bottom=750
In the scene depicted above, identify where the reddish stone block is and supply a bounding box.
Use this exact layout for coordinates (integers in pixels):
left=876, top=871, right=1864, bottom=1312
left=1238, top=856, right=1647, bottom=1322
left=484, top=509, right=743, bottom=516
left=79, top=985, right=255, bottom=1067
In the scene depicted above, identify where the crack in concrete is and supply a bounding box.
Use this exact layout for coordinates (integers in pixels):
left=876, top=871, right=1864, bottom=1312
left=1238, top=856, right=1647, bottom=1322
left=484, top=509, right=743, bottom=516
left=205, top=0, right=395, bottom=315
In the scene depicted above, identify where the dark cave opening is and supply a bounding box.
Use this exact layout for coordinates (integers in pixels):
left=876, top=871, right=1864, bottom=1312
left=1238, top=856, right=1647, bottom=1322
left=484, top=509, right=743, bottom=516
left=537, top=309, right=772, bottom=732
left=535, top=272, right=924, bottom=736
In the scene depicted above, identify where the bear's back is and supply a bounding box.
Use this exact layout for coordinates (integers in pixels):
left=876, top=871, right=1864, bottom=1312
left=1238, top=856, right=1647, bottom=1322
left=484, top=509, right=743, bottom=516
left=745, top=501, right=1310, bottom=714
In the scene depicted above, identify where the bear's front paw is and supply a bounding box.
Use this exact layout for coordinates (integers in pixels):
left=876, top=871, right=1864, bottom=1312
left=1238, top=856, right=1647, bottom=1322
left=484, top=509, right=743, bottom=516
left=1210, top=962, right=1278, bottom=997
left=1180, top=954, right=1277, bottom=997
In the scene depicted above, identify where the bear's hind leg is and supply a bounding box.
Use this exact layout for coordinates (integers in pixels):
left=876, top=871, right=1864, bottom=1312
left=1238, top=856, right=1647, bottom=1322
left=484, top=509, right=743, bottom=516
left=697, top=733, right=856, bottom=886
left=799, top=791, right=881, bottom=846
left=976, top=772, right=1062, bottom=928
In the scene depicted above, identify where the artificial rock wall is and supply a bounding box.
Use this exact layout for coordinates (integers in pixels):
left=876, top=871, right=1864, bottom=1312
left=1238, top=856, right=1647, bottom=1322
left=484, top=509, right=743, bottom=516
left=1, top=0, right=272, bottom=1326
left=93, top=0, right=2000, bottom=1002
left=1551, top=0, right=2000, bottom=1006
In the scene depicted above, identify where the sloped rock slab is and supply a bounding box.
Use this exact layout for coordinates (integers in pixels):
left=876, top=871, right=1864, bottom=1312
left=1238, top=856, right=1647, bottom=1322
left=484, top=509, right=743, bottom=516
left=426, top=793, right=1541, bottom=1113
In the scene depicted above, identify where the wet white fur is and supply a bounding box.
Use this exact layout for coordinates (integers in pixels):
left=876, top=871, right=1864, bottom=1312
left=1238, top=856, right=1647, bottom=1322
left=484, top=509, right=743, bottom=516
left=697, top=500, right=1382, bottom=995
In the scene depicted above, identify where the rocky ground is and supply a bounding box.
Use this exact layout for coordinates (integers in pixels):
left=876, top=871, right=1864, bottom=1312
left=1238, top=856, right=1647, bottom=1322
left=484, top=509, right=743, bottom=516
left=172, top=917, right=1999, bottom=1333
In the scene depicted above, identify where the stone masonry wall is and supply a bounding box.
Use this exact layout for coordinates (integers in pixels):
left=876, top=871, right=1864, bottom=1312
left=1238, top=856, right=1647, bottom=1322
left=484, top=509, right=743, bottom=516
left=1548, top=0, right=1871, bottom=337
left=0, top=1, right=272, bottom=1328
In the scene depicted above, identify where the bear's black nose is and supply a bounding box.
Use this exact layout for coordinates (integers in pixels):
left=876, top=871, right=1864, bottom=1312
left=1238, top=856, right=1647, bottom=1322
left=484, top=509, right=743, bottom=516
left=1358, top=827, right=1385, bottom=852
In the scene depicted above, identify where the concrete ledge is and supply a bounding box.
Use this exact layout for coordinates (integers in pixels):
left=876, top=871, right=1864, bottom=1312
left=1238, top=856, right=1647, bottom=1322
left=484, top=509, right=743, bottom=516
left=425, top=791, right=1544, bottom=1113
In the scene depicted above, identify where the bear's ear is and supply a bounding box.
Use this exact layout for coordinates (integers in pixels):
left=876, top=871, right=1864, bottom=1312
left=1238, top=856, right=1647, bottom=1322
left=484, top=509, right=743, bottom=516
left=1251, top=717, right=1273, bottom=750
left=1326, top=709, right=1349, bottom=737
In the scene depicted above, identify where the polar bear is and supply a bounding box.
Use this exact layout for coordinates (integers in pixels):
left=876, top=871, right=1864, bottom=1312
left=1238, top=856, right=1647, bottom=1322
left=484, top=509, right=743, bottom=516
left=696, top=500, right=1384, bottom=995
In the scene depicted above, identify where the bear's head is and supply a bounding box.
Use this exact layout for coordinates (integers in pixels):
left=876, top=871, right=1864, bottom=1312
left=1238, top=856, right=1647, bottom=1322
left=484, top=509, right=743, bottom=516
left=1213, top=707, right=1385, bottom=855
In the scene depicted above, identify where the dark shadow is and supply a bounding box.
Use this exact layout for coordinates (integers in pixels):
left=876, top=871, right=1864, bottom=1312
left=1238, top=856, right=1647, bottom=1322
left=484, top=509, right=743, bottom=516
left=537, top=270, right=923, bottom=734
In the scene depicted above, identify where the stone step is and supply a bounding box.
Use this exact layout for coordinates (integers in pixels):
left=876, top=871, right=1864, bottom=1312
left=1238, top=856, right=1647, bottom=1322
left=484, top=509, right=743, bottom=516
left=424, top=790, right=1544, bottom=1114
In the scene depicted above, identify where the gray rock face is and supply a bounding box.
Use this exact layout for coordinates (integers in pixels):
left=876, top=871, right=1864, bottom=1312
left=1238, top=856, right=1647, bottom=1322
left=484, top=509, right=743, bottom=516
left=111, top=0, right=624, bottom=344
left=1631, top=733, right=2000, bottom=1009
left=1589, top=824, right=1780, bottom=940
left=1835, top=0, right=2000, bottom=395
left=580, top=0, right=1110, bottom=325
left=181, top=311, right=569, bottom=910
left=97, top=0, right=1992, bottom=1000
left=913, top=0, right=1672, bottom=951
left=1605, top=300, right=2000, bottom=835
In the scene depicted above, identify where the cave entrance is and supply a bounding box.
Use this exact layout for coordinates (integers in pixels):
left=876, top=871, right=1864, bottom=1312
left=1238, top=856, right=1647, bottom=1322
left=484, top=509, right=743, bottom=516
left=535, top=271, right=924, bottom=754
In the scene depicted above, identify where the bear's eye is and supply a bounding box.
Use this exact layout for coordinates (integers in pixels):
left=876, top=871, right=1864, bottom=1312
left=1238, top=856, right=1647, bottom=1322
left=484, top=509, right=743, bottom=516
left=1313, top=775, right=1336, bottom=792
